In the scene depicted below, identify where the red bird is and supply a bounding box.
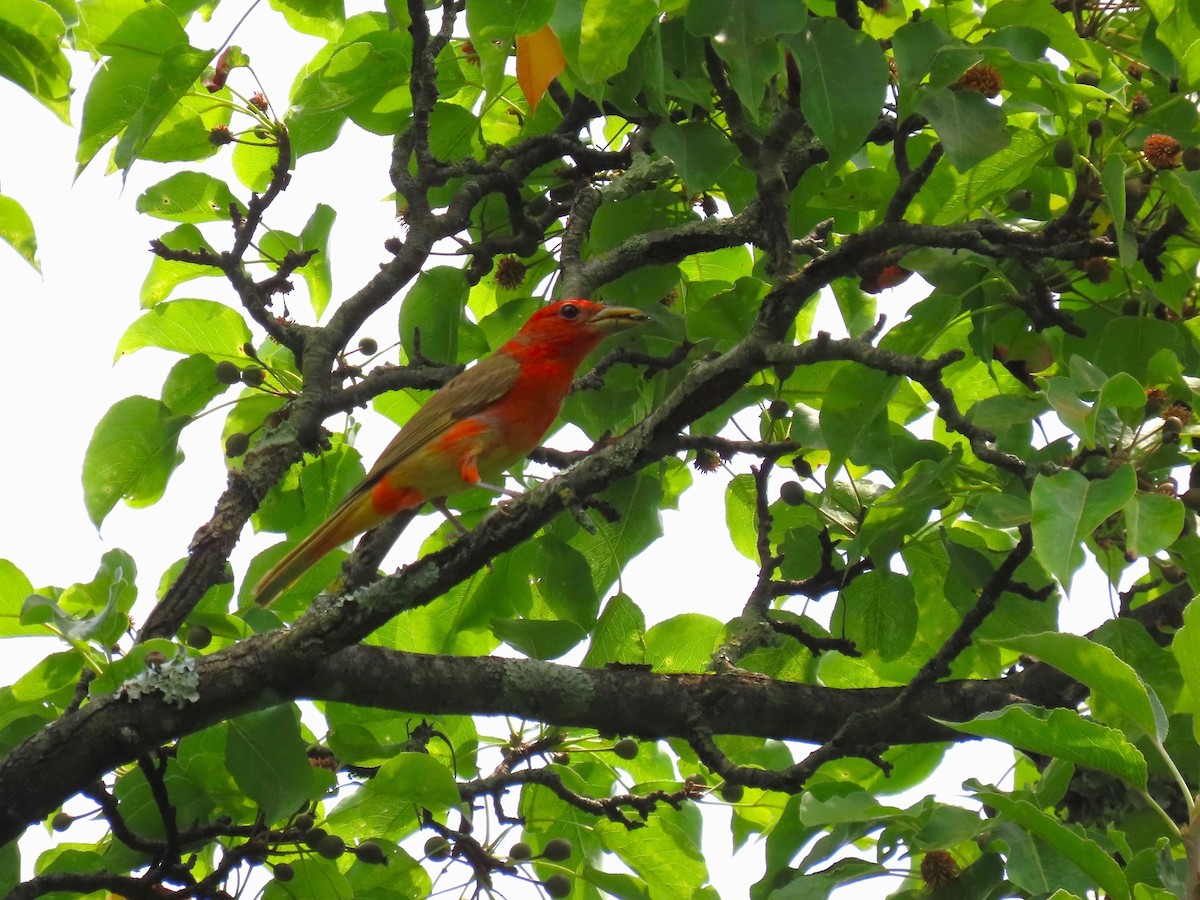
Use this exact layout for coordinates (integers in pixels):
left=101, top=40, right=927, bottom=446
left=253, top=299, right=648, bottom=606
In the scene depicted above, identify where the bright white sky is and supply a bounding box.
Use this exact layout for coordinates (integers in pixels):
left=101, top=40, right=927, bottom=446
left=0, top=2, right=1125, bottom=895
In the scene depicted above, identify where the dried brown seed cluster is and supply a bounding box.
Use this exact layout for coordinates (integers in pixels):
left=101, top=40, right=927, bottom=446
left=1144, top=133, right=1182, bottom=169
left=920, top=849, right=960, bottom=888
left=956, top=64, right=1003, bottom=97
left=494, top=255, right=527, bottom=289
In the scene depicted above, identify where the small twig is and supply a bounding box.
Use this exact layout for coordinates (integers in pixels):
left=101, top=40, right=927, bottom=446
left=137, top=753, right=180, bottom=875
left=885, top=142, right=943, bottom=222
left=83, top=780, right=166, bottom=857
left=573, top=341, right=693, bottom=391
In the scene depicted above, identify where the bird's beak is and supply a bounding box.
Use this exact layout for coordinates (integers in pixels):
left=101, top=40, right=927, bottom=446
left=590, top=305, right=650, bottom=331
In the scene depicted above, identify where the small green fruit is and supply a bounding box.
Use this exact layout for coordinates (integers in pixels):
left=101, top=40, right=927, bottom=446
left=1184, top=147, right=1200, bottom=171
left=612, top=738, right=639, bottom=760
left=1086, top=118, right=1102, bottom=139
left=1006, top=189, right=1032, bottom=212
left=241, top=368, right=266, bottom=387
left=719, top=783, right=745, bottom=803
left=51, top=812, right=72, bottom=832
left=424, top=835, right=451, bottom=861
left=358, top=337, right=379, bottom=356
left=273, top=863, right=294, bottom=882
left=779, top=481, right=806, bottom=506
left=316, top=834, right=345, bottom=859
left=768, top=399, right=790, bottom=419
left=509, top=841, right=533, bottom=861
left=543, top=837, right=573, bottom=862
left=544, top=874, right=572, bottom=899
left=1074, top=71, right=1100, bottom=87
left=1052, top=138, right=1074, bottom=169
left=224, top=432, right=250, bottom=458
left=186, top=625, right=212, bottom=650
left=214, top=360, right=242, bottom=385
left=302, top=827, right=327, bottom=849
left=354, top=840, right=387, bottom=865
left=293, top=812, right=315, bottom=832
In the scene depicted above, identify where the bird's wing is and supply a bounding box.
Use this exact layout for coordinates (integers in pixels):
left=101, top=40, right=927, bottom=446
left=357, top=352, right=523, bottom=488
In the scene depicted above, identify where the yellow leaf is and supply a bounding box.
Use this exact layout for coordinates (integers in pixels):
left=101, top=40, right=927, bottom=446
left=516, top=25, right=566, bottom=113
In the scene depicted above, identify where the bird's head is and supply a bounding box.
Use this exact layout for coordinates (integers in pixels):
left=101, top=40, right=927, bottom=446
left=511, top=299, right=649, bottom=359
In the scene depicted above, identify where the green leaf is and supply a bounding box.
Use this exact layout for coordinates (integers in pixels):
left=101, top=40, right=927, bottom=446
left=113, top=44, right=214, bottom=172
left=1093, top=372, right=1147, bottom=433
left=1170, top=599, right=1200, bottom=745
left=467, top=0, right=555, bottom=42
left=0, top=839, right=15, bottom=897
left=891, top=18, right=952, bottom=99
left=1101, top=153, right=1136, bottom=268
left=0, top=560, right=37, bottom=638
left=491, top=618, right=587, bottom=659
left=916, top=88, right=1011, bottom=171
left=136, top=171, right=246, bottom=223
left=529, top=536, right=600, bottom=626
left=261, top=859, right=353, bottom=899
left=997, top=821, right=1097, bottom=898
left=0, top=194, right=38, bottom=271
left=583, top=593, right=647, bottom=667
left=328, top=752, right=461, bottom=828
left=578, top=0, right=657, bottom=84
left=226, top=706, right=316, bottom=824
left=22, top=550, right=136, bottom=647
left=981, top=0, right=1088, bottom=59
left=797, top=785, right=903, bottom=827
left=1030, top=466, right=1137, bottom=590
left=596, top=797, right=707, bottom=896
left=74, top=0, right=216, bottom=176
left=253, top=439, right=365, bottom=537
left=8, top=651, right=83, bottom=710
left=267, top=0, right=344, bottom=39
left=140, top=224, right=221, bottom=307
left=75, top=52, right=157, bottom=172
left=989, top=631, right=1167, bottom=741
left=299, top=203, right=336, bottom=319
left=286, top=21, right=414, bottom=156
left=22, top=579, right=121, bottom=645
left=644, top=614, right=723, bottom=673
left=970, top=788, right=1129, bottom=900
left=427, top=100, right=481, bottom=161
left=1096, top=317, right=1186, bottom=382
left=1124, top=492, right=1185, bottom=559
left=345, top=844, right=430, bottom=897
left=944, top=705, right=1147, bottom=788
left=400, top=266, right=469, bottom=364
left=933, top=129, right=1044, bottom=226
left=161, top=354, right=226, bottom=417
left=231, top=134, right=278, bottom=192
left=0, top=0, right=72, bottom=122
left=115, top=299, right=253, bottom=362
left=820, top=367, right=893, bottom=476
left=725, top=473, right=758, bottom=561
left=75, top=0, right=187, bottom=55
left=82, top=396, right=188, bottom=527
left=790, top=18, right=890, bottom=170
left=831, top=570, right=917, bottom=661
left=650, top=121, right=738, bottom=192
left=687, top=0, right=805, bottom=122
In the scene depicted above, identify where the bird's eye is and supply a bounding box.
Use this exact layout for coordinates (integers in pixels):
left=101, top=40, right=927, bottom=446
left=559, top=303, right=580, bottom=320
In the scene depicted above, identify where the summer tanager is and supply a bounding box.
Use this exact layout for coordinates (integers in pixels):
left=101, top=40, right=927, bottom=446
left=253, top=299, right=648, bottom=606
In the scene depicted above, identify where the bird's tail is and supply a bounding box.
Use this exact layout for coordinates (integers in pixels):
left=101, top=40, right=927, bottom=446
left=253, top=490, right=388, bottom=607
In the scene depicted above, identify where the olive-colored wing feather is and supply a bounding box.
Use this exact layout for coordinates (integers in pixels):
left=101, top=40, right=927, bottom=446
left=355, top=352, right=522, bottom=492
